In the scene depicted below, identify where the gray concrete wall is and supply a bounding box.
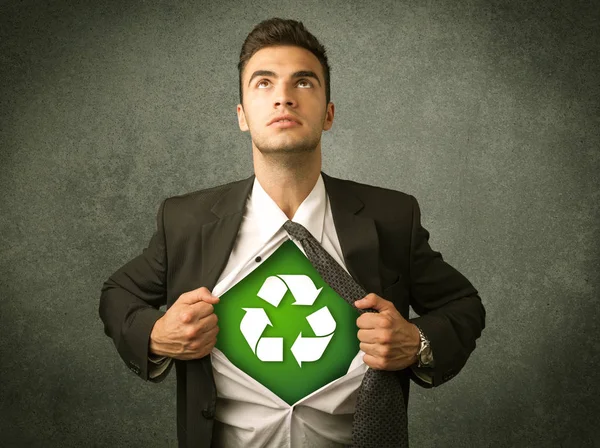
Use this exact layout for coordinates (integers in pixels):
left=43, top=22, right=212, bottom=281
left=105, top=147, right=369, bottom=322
left=1, top=0, right=598, bottom=446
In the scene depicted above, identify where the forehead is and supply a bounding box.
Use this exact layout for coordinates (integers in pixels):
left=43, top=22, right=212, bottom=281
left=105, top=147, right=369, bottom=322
left=244, top=45, right=322, bottom=79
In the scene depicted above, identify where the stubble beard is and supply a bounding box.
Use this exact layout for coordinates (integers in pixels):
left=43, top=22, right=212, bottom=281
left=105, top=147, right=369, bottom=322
left=253, top=132, right=321, bottom=169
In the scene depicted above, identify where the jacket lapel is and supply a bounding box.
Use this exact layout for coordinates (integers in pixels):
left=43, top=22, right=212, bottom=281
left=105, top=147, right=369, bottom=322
left=198, top=171, right=382, bottom=296
left=322, top=172, right=383, bottom=297
left=186, top=174, right=255, bottom=447
left=200, top=174, right=256, bottom=291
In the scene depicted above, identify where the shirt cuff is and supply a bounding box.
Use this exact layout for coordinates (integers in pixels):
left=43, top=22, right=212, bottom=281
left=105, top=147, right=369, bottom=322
left=148, top=356, right=172, bottom=379
left=148, top=353, right=167, bottom=363
left=410, top=364, right=434, bottom=384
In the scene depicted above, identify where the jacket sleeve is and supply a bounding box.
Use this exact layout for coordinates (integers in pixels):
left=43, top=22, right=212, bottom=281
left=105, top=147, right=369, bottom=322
left=98, top=197, right=174, bottom=383
left=406, top=195, right=486, bottom=388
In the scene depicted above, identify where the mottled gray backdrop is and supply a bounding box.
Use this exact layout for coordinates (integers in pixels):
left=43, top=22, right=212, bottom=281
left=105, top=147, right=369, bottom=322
left=1, top=0, right=598, bottom=447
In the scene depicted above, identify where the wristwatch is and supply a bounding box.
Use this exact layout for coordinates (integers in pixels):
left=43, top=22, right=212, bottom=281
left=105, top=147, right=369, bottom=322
left=416, top=326, right=434, bottom=368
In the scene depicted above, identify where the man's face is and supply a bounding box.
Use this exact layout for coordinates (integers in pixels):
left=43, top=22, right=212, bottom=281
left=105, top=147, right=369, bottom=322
left=237, top=45, right=334, bottom=158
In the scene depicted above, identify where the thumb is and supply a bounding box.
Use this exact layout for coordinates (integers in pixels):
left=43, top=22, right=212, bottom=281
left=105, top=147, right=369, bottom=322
left=354, top=293, right=390, bottom=312
left=178, top=287, right=220, bottom=305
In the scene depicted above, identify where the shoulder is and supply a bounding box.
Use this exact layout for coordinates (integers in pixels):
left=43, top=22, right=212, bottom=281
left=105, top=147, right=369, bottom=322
left=165, top=177, right=250, bottom=207
left=323, top=173, right=416, bottom=214
left=158, top=176, right=253, bottom=225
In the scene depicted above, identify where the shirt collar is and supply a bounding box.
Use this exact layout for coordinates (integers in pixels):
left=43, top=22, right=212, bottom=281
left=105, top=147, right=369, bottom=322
left=248, top=174, right=326, bottom=244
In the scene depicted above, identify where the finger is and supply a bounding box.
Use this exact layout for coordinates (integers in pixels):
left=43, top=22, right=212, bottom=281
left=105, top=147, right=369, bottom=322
left=356, top=312, right=390, bottom=330
left=204, top=323, right=219, bottom=341
left=359, top=341, right=377, bottom=356
left=362, top=353, right=383, bottom=371
left=193, top=325, right=220, bottom=358
left=178, top=287, right=220, bottom=305
left=179, top=301, right=215, bottom=324
left=182, top=325, right=219, bottom=360
left=354, top=293, right=391, bottom=312
left=357, top=328, right=382, bottom=343
left=197, top=313, right=219, bottom=333
left=191, top=301, right=218, bottom=321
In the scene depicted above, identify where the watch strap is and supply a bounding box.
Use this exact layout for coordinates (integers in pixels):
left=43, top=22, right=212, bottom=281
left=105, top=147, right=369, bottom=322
left=416, top=325, right=434, bottom=368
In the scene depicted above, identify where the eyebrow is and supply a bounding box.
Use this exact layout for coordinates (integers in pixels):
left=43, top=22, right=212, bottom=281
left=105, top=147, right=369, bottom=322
left=247, top=70, right=322, bottom=88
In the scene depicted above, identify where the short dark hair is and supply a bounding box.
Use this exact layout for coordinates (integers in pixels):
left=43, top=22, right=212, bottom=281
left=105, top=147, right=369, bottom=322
left=238, top=18, right=331, bottom=108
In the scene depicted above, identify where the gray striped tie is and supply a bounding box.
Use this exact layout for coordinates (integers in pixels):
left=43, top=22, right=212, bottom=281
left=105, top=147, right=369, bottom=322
left=283, top=220, right=409, bottom=448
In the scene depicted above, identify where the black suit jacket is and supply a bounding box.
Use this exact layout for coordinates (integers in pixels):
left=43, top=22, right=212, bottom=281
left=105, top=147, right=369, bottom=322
left=99, top=171, right=485, bottom=448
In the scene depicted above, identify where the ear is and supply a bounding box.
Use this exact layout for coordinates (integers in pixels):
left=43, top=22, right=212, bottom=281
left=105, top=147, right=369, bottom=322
left=237, top=104, right=249, bottom=132
left=322, top=102, right=335, bottom=131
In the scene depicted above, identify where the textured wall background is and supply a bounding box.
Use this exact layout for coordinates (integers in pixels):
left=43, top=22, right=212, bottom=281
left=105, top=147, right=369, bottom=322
left=1, top=0, right=598, bottom=447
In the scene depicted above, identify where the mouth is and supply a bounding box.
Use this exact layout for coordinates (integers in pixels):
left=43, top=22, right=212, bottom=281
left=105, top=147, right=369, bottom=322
left=269, top=120, right=301, bottom=129
left=268, top=114, right=302, bottom=127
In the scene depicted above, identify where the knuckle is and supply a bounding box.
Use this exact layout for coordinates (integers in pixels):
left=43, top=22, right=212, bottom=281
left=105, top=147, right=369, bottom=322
left=200, top=316, right=216, bottom=331
left=203, top=303, right=214, bottom=314
left=180, top=311, right=192, bottom=324
left=380, top=318, right=392, bottom=329
left=184, top=327, right=197, bottom=340
left=366, top=293, right=377, bottom=302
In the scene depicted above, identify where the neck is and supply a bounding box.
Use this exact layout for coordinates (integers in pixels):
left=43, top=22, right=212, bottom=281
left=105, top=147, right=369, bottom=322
left=253, top=149, right=321, bottom=220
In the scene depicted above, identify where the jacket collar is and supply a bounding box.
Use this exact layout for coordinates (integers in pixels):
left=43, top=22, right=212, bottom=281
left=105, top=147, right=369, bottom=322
left=200, top=171, right=382, bottom=297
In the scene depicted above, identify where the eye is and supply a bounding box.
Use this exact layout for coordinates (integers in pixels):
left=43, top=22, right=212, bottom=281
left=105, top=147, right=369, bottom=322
left=256, top=79, right=313, bottom=88
left=297, top=79, right=313, bottom=88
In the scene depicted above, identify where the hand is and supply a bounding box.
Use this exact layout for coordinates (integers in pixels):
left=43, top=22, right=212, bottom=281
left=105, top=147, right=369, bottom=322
left=354, top=293, right=420, bottom=371
left=149, top=287, right=220, bottom=360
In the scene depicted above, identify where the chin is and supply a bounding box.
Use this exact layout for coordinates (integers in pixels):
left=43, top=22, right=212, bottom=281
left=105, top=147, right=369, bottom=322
left=258, top=145, right=317, bottom=155
left=255, top=136, right=320, bottom=155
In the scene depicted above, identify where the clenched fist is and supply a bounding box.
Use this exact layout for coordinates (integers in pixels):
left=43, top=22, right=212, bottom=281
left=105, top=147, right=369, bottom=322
left=149, top=287, right=220, bottom=360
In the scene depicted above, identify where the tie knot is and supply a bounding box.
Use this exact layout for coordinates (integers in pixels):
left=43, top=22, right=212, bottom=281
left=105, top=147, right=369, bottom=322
left=283, top=220, right=312, bottom=242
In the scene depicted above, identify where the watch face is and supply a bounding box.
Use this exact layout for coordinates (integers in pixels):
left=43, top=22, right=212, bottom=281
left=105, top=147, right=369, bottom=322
left=419, top=347, right=434, bottom=367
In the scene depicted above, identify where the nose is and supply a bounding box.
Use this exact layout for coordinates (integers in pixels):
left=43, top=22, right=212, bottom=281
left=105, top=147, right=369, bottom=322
left=273, top=82, right=297, bottom=108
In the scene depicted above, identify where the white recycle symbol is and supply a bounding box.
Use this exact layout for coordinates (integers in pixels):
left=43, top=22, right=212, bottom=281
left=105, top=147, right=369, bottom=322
left=240, top=274, right=336, bottom=367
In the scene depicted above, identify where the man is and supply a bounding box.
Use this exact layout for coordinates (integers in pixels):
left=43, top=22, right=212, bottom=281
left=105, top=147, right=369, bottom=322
left=99, top=17, right=485, bottom=448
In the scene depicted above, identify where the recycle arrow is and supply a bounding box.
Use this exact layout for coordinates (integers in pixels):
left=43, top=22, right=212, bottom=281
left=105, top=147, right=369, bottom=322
left=240, top=274, right=336, bottom=366
left=257, top=275, right=323, bottom=307
left=291, top=305, right=336, bottom=367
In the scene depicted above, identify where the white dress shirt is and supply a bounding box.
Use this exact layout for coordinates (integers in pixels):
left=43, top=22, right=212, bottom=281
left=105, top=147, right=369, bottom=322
left=210, top=174, right=366, bottom=447
left=149, top=174, right=433, bottom=447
